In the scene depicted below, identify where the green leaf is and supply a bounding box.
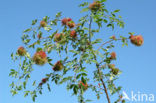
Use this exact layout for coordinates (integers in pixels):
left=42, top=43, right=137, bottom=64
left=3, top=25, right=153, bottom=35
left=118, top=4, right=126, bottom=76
left=17, top=85, right=22, bottom=91
left=11, top=89, right=18, bottom=96
left=81, top=8, right=89, bottom=13
left=47, top=57, right=52, bottom=62
left=44, top=26, right=52, bottom=32
left=23, top=28, right=32, bottom=33
left=9, top=69, right=18, bottom=77
left=23, top=81, right=26, bottom=89
left=32, top=95, right=36, bottom=102
left=9, top=82, right=15, bottom=88
left=32, top=80, right=36, bottom=86
left=113, top=9, right=120, bottom=13
left=128, top=32, right=135, bottom=35
left=92, top=60, right=98, bottom=64
left=85, top=99, right=93, bottom=102
left=56, top=12, right=62, bottom=18
left=47, top=83, right=51, bottom=92
left=76, top=73, right=87, bottom=79
left=79, top=2, right=88, bottom=7
left=101, top=0, right=107, bottom=2
left=43, top=16, right=49, bottom=22
left=73, top=85, right=78, bottom=95
left=11, top=53, right=14, bottom=60
left=32, top=19, right=37, bottom=25
left=49, top=30, right=58, bottom=39
left=103, top=19, right=108, bottom=23
left=24, top=39, right=30, bottom=44
left=107, top=23, right=114, bottom=30
left=24, top=92, right=29, bottom=97
left=92, top=39, right=102, bottom=44
left=69, top=50, right=79, bottom=54
left=39, top=90, right=42, bottom=94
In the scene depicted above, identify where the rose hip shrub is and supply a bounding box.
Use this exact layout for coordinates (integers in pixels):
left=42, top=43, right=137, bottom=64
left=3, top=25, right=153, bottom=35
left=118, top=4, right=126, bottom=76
left=10, top=0, right=144, bottom=103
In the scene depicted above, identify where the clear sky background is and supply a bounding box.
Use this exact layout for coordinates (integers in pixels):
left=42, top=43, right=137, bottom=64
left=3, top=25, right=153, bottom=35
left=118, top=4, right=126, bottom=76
left=0, top=0, right=156, bottom=103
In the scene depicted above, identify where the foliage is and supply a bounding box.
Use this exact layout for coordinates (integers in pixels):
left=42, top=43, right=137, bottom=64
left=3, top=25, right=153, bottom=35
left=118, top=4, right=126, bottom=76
left=9, top=0, right=143, bottom=103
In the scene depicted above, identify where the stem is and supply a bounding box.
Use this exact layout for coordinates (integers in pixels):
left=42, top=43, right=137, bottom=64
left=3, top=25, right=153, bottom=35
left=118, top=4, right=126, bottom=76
left=101, top=80, right=111, bottom=103
left=88, top=13, right=111, bottom=103
left=97, top=38, right=129, bottom=50
left=97, top=39, right=114, bottom=50
left=89, top=15, right=92, bottom=42
left=96, top=63, right=111, bottom=103
left=92, top=50, right=111, bottom=103
left=106, top=76, right=122, bottom=103
left=79, top=90, right=84, bottom=103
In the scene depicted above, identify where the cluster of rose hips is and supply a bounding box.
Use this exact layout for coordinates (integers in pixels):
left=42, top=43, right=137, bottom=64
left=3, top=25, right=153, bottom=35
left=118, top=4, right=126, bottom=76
left=39, top=17, right=76, bottom=29
left=17, top=47, right=64, bottom=71
left=110, top=34, right=144, bottom=47
left=61, top=18, right=75, bottom=28
left=108, top=52, right=119, bottom=75
left=52, top=17, right=78, bottom=44
left=32, top=50, right=47, bottom=65
left=17, top=47, right=65, bottom=86
left=38, top=1, right=104, bottom=42
left=130, top=35, right=144, bottom=46
left=32, top=51, right=64, bottom=71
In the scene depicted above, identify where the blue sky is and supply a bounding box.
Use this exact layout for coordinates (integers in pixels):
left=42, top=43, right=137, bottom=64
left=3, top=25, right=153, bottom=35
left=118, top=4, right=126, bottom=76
left=0, top=0, right=156, bottom=103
